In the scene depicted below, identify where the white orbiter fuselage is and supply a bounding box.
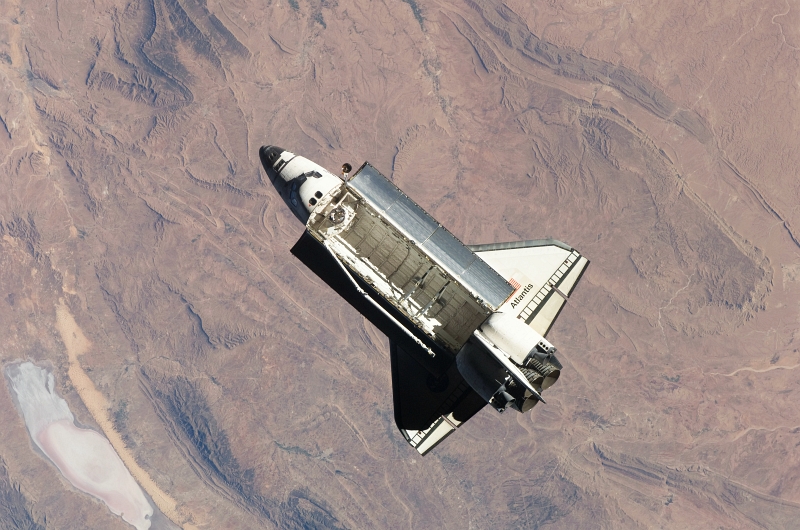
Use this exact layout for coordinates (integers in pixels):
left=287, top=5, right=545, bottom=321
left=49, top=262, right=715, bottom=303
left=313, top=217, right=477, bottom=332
left=259, top=145, right=589, bottom=455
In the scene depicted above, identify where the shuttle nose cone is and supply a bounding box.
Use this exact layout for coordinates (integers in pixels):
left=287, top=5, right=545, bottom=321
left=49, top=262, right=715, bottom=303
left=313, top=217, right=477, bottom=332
left=259, top=145, right=284, bottom=171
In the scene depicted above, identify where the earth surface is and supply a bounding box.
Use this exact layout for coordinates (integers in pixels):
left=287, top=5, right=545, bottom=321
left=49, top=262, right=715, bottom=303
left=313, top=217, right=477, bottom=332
left=1, top=0, right=800, bottom=528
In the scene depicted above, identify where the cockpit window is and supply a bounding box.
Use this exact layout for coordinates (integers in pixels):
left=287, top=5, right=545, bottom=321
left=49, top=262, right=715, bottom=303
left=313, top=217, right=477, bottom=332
left=314, top=191, right=323, bottom=198
left=309, top=198, right=318, bottom=206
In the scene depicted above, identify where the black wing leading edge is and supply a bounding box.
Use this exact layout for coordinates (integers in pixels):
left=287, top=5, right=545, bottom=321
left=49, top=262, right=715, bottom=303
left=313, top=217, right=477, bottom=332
left=390, top=339, right=486, bottom=455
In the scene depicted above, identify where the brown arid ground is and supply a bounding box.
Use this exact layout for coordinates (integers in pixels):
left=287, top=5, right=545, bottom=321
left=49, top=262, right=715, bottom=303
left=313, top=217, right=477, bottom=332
left=1, top=0, right=800, bottom=528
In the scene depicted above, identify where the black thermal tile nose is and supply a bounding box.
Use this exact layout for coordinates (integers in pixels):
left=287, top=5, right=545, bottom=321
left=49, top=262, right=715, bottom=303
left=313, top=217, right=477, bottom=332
left=259, top=145, right=284, bottom=170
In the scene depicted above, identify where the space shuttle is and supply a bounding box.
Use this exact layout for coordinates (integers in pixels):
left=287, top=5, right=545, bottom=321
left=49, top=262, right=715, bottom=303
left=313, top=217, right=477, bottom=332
left=259, top=145, right=589, bottom=455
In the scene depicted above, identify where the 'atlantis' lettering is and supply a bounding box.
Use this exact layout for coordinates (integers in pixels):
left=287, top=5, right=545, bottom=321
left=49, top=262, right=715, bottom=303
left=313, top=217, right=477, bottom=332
left=510, top=284, right=535, bottom=308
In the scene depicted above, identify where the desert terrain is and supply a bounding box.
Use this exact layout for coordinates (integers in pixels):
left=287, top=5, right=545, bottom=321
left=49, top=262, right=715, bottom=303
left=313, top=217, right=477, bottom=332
left=1, top=0, right=800, bottom=528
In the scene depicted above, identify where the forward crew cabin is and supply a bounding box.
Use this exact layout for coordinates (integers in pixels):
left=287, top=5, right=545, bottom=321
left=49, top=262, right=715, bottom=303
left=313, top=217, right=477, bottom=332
left=260, top=145, right=589, bottom=455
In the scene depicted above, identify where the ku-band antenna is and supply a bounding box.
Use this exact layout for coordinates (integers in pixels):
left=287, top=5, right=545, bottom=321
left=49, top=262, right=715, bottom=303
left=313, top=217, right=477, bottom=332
left=341, top=163, right=352, bottom=181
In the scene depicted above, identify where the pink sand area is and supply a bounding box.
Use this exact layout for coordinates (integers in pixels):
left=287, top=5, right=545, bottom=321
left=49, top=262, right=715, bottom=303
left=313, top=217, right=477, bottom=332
left=36, top=419, right=153, bottom=529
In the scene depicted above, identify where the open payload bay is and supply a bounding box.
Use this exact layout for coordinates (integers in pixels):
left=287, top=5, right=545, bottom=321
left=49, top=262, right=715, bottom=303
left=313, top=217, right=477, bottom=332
left=306, top=162, right=514, bottom=354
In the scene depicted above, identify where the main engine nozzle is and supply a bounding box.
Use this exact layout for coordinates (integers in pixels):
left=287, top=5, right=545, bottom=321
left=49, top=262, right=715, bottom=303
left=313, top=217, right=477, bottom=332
left=456, top=312, right=562, bottom=413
